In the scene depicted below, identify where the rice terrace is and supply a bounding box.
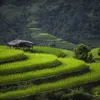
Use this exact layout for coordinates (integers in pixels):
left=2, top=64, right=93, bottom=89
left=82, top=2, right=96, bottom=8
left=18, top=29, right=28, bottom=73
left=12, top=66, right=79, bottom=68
left=0, top=0, right=100, bottom=100
left=0, top=44, right=100, bottom=100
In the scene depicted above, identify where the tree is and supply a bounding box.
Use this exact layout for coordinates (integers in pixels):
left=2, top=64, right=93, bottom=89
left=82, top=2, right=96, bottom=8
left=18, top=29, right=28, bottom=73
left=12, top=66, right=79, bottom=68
left=87, top=53, right=94, bottom=63
left=98, top=48, right=100, bottom=56
left=74, top=44, right=94, bottom=62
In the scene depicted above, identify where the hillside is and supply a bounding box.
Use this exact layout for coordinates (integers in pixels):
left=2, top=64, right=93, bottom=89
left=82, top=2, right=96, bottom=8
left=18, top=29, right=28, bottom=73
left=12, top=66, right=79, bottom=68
left=0, top=0, right=75, bottom=50
left=0, top=0, right=100, bottom=48
left=39, top=0, right=100, bottom=47
left=0, top=46, right=100, bottom=100
left=0, top=1, right=100, bottom=100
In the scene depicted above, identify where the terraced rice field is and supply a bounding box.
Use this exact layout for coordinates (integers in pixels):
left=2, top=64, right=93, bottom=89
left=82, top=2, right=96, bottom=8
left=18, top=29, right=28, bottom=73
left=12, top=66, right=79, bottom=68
left=0, top=46, right=100, bottom=99
left=25, top=2, right=75, bottom=50
left=0, top=49, right=27, bottom=64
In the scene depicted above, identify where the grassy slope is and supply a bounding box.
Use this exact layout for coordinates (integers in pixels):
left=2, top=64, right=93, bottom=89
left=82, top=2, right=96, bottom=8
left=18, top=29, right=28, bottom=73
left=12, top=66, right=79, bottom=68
left=0, top=63, right=100, bottom=99
left=0, top=53, right=60, bottom=75
left=0, top=48, right=27, bottom=64
left=0, top=46, right=100, bottom=99
left=0, top=58, right=87, bottom=84
left=33, top=46, right=74, bottom=57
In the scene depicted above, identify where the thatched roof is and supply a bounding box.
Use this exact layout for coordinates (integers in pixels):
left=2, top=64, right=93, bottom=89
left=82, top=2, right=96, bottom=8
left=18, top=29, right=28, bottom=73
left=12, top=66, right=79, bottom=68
left=8, top=39, right=34, bottom=46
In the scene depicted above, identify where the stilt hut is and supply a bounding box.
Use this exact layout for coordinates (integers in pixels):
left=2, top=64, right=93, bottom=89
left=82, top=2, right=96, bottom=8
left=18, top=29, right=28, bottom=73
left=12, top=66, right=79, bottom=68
left=7, top=39, right=34, bottom=50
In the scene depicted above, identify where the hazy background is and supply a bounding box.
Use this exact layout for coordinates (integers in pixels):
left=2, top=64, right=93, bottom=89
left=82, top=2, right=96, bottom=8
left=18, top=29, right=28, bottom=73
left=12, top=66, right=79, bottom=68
left=0, top=0, right=100, bottom=49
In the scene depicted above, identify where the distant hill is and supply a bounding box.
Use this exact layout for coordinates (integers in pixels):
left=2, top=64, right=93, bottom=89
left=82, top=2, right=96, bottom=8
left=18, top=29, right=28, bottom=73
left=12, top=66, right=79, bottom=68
left=39, top=0, right=100, bottom=47
left=0, top=0, right=100, bottom=48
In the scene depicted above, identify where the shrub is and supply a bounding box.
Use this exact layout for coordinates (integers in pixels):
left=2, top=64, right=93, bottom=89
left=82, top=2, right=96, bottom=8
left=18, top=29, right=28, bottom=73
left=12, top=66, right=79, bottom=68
left=93, top=96, right=100, bottom=100
left=74, top=44, right=94, bottom=62
left=98, top=48, right=100, bottom=56
left=87, top=53, right=95, bottom=63
left=61, top=90, right=92, bottom=100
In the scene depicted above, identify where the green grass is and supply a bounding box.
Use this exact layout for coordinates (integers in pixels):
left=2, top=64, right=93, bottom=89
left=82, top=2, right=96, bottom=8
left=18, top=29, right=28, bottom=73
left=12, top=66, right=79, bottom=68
left=0, top=53, right=59, bottom=75
left=0, top=58, right=87, bottom=84
left=33, top=46, right=68, bottom=57
left=0, top=63, right=100, bottom=99
left=91, top=48, right=100, bottom=61
left=61, top=49, right=74, bottom=58
left=0, top=49, right=27, bottom=64
left=0, top=45, right=8, bottom=50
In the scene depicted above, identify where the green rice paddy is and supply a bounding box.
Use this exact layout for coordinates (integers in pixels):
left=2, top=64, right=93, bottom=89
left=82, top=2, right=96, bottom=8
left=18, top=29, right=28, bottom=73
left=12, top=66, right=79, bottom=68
left=0, top=53, right=60, bottom=75
left=33, top=46, right=73, bottom=57
left=0, top=46, right=100, bottom=99
left=0, top=49, right=27, bottom=64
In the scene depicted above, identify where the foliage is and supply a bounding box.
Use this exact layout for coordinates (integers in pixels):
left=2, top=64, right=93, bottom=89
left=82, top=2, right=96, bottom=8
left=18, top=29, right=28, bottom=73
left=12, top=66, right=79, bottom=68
left=92, top=86, right=100, bottom=95
left=93, top=96, right=100, bottom=100
left=74, top=44, right=94, bottom=62
left=87, top=53, right=95, bottom=63
left=40, top=0, right=100, bottom=47
left=61, top=90, right=92, bottom=100
left=98, top=48, right=100, bottom=56
left=91, top=48, right=100, bottom=62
